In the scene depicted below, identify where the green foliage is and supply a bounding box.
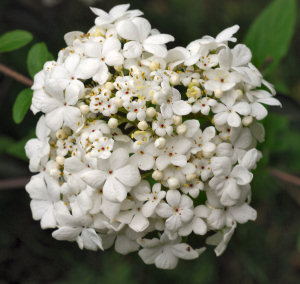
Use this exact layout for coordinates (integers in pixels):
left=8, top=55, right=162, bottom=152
left=0, top=135, right=14, bottom=155
left=244, top=0, right=297, bottom=74
left=0, top=30, right=33, bottom=53
left=12, top=88, right=33, bottom=124
left=27, top=42, right=48, bottom=78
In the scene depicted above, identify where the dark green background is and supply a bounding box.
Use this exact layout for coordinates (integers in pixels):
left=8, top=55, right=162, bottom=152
left=0, top=0, right=299, bottom=283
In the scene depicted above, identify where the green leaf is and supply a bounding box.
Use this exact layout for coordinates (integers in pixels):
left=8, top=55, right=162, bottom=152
left=244, top=0, right=297, bottom=74
left=6, top=139, right=28, bottom=161
left=0, top=135, right=14, bottom=155
left=27, top=42, right=48, bottom=78
left=0, top=30, right=33, bottom=53
left=12, top=88, right=33, bottom=124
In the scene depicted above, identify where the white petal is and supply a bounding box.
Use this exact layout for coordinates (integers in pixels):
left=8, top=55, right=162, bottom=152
left=114, top=165, right=141, bottom=186
left=103, top=176, right=127, bottom=202
left=143, top=43, right=168, bottom=58
left=192, top=218, right=207, bottom=235
left=229, top=203, right=257, bottom=223
left=115, top=235, right=139, bottom=255
left=232, top=44, right=252, bottom=66
left=230, top=165, right=253, bottom=185
left=172, top=100, right=192, bottom=116
left=227, top=111, right=241, bottom=127
left=52, top=226, right=81, bottom=241
left=155, top=248, right=178, bottom=269
left=109, top=147, right=129, bottom=170
left=123, top=41, right=142, bottom=58
left=45, top=108, right=64, bottom=131
left=144, top=34, right=174, bottom=45
left=81, top=170, right=108, bottom=188
left=116, top=20, right=140, bottom=41
left=75, top=58, right=100, bottom=80
left=156, top=155, right=170, bottom=171
left=166, top=189, right=181, bottom=207
left=171, top=243, right=199, bottom=259
left=129, top=212, right=149, bottom=232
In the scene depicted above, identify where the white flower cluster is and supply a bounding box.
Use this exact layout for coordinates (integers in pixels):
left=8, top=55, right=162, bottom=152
left=25, top=4, right=281, bottom=269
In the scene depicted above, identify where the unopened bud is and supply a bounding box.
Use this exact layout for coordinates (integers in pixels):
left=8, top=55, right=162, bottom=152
left=154, top=137, right=166, bottom=149
left=202, top=143, right=216, bottom=158
left=242, top=115, right=253, bottom=127
left=176, top=124, right=187, bottom=135
left=79, top=104, right=90, bottom=115
left=146, top=107, right=156, bottom=118
left=235, top=89, right=243, bottom=100
left=138, top=121, right=148, bottom=130
left=108, top=118, right=118, bottom=129
left=172, top=115, right=182, bottom=126
left=170, top=73, right=180, bottom=85
left=168, top=177, right=180, bottom=189
left=114, top=98, right=123, bottom=108
left=152, top=170, right=163, bottom=181
left=55, top=156, right=65, bottom=165
left=191, top=78, right=200, bottom=87
left=104, top=82, right=115, bottom=91
left=214, top=89, right=223, bottom=98
left=56, top=129, right=66, bottom=140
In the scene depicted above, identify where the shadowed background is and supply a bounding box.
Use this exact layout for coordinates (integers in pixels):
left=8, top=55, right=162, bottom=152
left=0, top=0, right=299, bottom=283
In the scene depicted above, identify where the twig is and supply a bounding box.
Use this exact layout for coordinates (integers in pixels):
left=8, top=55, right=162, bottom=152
left=0, top=63, right=33, bottom=87
left=269, top=168, right=300, bottom=187
left=0, top=177, right=30, bottom=191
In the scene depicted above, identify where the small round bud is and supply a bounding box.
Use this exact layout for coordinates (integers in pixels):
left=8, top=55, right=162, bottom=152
left=186, top=173, right=197, bottom=182
left=168, top=177, right=180, bottom=189
left=104, top=82, right=115, bottom=91
left=55, top=156, right=65, bottom=165
left=108, top=118, right=118, bottom=129
left=146, top=107, right=156, bottom=118
left=56, top=129, right=66, bottom=140
left=242, top=115, right=253, bottom=127
left=170, top=73, right=180, bottom=86
left=202, top=143, right=216, bottom=158
left=152, top=170, right=163, bottom=181
left=79, top=104, right=90, bottom=115
left=235, top=89, right=243, bottom=100
left=50, top=168, right=60, bottom=178
left=149, top=61, right=159, bottom=71
left=138, top=121, right=148, bottom=130
left=214, top=89, right=223, bottom=98
left=154, top=137, right=166, bottom=149
left=191, top=78, right=200, bottom=87
left=172, top=115, right=182, bottom=126
left=114, top=98, right=123, bottom=108
left=176, top=124, right=187, bottom=135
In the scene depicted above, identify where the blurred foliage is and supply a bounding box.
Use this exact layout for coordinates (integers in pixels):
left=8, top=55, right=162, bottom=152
left=0, top=0, right=299, bottom=283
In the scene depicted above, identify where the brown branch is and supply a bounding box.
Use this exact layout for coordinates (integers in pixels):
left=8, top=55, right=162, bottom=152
left=269, top=168, right=300, bottom=187
left=0, top=177, right=30, bottom=191
left=0, top=63, right=33, bottom=87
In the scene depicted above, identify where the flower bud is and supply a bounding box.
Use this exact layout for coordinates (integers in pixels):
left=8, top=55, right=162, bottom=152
left=79, top=104, right=90, bottom=115
left=149, top=61, right=160, bottom=71
left=104, top=82, right=115, bottom=91
left=170, top=73, right=180, bottom=85
left=168, top=177, right=180, bottom=189
left=242, top=115, right=253, bottom=127
left=56, top=129, right=66, bottom=140
left=214, top=89, right=223, bottom=98
left=146, top=107, right=156, bottom=118
left=114, top=98, right=123, bottom=108
left=192, top=78, right=200, bottom=87
left=202, top=143, right=216, bottom=158
left=186, top=173, right=197, bottom=182
left=108, top=118, right=118, bottom=129
left=235, top=89, right=243, bottom=100
left=55, top=156, right=65, bottom=165
left=50, top=168, right=60, bottom=178
left=172, top=115, right=182, bottom=126
left=154, top=137, right=166, bottom=149
left=152, top=170, right=163, bottom=181
left=176, top=124, right=187, bottom=135
left=138, top=121, right=148, bottom=130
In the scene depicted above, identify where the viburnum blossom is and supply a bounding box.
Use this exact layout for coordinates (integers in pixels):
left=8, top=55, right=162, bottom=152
left=25, top=4, right=281, bottom=270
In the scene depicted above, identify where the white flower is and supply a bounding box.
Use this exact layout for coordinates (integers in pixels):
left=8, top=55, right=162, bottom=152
left=209, top=157, right=253, bottom=206
left=155, top=137, right=191, bottom=171
left=156, top=190, right=194, bottom=232
left=25, top=116, right=50, bottom=172
left=138, top=233, right=202, bottom=269
left=116, top=17, right=174, bottom=58
left=132, top=182, right=166, bottom=217
left=25, top=173, right=60, bottom=229
left=81, top=148, right=141, bottom=202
